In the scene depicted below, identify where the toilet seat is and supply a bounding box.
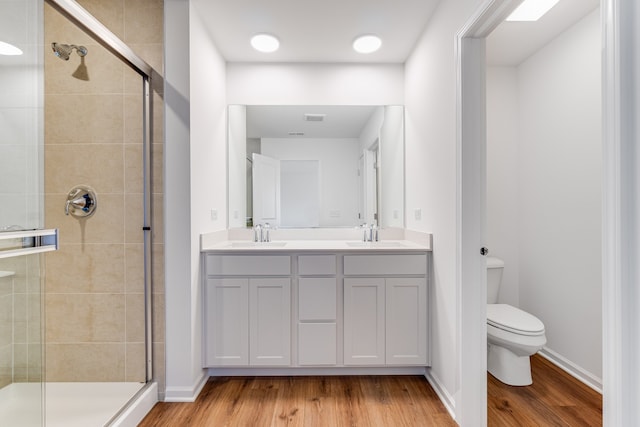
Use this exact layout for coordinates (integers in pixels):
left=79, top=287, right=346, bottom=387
left=487, top=304, right=545, bottom=336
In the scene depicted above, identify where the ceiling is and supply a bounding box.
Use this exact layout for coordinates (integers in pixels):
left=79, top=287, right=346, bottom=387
left=246, top=106, right=378, bottom=139
left=191, top=0, right=440, bottom=63
left=192, top=0, right=599, bottom=66
left=487, top=0, right=599, bottom=66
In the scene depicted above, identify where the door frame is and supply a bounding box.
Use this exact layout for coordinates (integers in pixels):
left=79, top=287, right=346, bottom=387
left=457, top=0, right=640, bottom=425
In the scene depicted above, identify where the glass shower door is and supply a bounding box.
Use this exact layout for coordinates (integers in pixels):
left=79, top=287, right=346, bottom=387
left=0, top=0, right=46, bottom=425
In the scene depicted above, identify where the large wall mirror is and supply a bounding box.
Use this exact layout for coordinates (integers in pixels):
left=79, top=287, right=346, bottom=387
left=227, top=105, right=404, bottom=229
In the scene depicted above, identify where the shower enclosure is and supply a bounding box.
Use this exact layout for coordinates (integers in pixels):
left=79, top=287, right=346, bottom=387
left=0, top=0, right=162, bottom=425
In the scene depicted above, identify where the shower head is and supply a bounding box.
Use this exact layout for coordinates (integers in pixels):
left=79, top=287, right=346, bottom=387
left=51, top=42, right=88, bottom=61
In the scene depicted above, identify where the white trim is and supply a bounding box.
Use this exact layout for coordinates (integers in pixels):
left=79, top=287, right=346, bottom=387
left=456, top=1, right=522, bottom=425
left=163, top=373, right=209, bottom=402
left=425, top=368, right=456, bottom=421
left=110, top=383, right=159, bottom=427
left=538, top=348, right=603, bottom=394
left=208, top=367, right=427, bottom=376
left=602, top=0, right=640, bottom=424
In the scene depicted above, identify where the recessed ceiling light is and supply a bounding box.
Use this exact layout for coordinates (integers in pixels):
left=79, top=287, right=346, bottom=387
left=250, top=34, right=280, bottom=53
left=353, top=35, right=382, bottom=54
left=0, top=41, right=23, bottom=56
left=506, top=0, right=560, bottom=22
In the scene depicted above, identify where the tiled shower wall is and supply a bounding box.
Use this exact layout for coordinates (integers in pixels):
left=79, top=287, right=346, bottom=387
left=43, top=0, right=164, bottom=393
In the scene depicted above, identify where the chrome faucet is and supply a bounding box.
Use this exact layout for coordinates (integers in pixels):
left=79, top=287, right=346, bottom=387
left=361, top=223, right=379, bottom=242
left=253, top=223, right=273, bottom=243
left=253, top=224, right=262, bottom=242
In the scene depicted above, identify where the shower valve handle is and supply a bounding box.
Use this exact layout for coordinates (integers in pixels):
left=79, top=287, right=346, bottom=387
left=65, top=186, right=97, bottom=218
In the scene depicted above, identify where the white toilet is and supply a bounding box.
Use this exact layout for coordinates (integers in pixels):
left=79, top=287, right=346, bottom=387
left=486, top=256, right=546, bottom=386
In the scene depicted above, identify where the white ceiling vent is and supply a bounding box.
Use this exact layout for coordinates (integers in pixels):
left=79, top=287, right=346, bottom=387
left=304, top=113, right=326, bottom=122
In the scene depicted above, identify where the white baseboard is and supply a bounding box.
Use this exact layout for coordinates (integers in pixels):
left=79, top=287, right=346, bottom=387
left=538, top=347, right=603, bottom=394
left=110, top=382, right=158, bottom=427
left=164, top=372, right=209, bottom=402
left=425, top=367, right=456, bottom=421
left=208, top=366, right=427, bottom=376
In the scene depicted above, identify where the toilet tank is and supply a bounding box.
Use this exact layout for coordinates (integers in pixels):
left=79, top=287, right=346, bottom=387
left=486, top=256, right=504, bottom=304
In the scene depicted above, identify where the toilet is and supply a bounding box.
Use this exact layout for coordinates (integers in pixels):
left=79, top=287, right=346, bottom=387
left=486, top=257, right=546, bottom=386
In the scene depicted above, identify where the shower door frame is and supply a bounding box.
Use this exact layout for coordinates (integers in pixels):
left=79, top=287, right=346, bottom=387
left=45, top=0, right=155, bottom=384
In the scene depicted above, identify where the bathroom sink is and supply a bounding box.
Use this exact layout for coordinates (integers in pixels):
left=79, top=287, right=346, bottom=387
left=346, top=241, right=407, bottom=248
left=228, top=241, right=287, bottom=248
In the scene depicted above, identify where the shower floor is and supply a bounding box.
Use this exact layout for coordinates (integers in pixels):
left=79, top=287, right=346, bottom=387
left=0, top=381, right=144, bottom=427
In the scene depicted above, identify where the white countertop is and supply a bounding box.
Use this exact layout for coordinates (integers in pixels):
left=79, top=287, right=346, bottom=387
left=201, top=239, right=431, bottom=253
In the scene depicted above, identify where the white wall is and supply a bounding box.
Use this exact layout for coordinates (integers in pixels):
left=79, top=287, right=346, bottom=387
left=517, top=10, right=602, bottom=379
left=227, top=63, right=404, bottom=105
left=486, top=67, right=519, bottom=306
left=164, top=0, right=227, bottom=400
left=404, top=0, right=484, bottom=415
left=262, top=137, right=360, bottom=227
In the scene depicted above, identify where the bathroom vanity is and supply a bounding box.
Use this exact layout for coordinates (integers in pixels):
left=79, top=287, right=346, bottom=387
left=201, top=236, right=432, bottom=373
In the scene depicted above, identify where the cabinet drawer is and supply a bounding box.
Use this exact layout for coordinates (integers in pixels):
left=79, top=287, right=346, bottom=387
left=344, top=254, right=427, bottom=276
left=298, top=255, right=336, bottom=275
left=206, top=255, right=291, bottom=276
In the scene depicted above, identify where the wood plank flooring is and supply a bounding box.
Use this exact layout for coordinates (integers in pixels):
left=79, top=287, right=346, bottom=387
left=139, top=376, right=456, bottom=427
left=140, top=355, right=602, bottom=426
left=488, top=355, right=602, bottom=426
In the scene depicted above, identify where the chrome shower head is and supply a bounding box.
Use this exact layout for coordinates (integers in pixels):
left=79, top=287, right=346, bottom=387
left=51, top=42, right=88, bottom=61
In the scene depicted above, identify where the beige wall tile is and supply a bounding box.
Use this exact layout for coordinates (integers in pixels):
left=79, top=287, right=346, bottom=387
left=76, top=0, right=125, bottom=40
left=124, top=193, right=144, bottom=244
left=124, top=94, right=143, bottom=144
left=45, top=95, right=125, bottom=144
left=125, top=143, right=143, bottom=193
left=152, top=243, right=164, bottom=294
left=0, top=344, right=11, bottom=388
left=45, top=144, right=124, bottom=193
left=125, top=342, right=146, bottom=382
left=46, top=343, right=125, bottom=382
left=125, top=244, right=144, bottom=293
left=152, top=143, right=163, bottom=193
left=126, top=293, right=145, bottom=343
left=152, top=193, right=164, bottom=244
left=124, top=0, right=163, bottom=44
left=152, top=293, right=165, bottom=345
left=45, top=244, right=125, bottom=293
left=0, top=295, right=12, bottom=348
left=46, top=293, right=125, bottom=343
left=46, top=193, right=125, bottom=244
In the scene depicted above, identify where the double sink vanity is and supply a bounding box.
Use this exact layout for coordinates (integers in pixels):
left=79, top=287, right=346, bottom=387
left=201, top=229, right=432, bottom=373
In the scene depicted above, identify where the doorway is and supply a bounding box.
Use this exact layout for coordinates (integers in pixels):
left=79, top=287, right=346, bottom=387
left=456, top=0, right=611, bottom=425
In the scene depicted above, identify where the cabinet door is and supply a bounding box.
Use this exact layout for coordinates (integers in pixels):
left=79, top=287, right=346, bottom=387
left=344, top=278, right=385, bottom=365
left=205, top=278, right=249, bottom=366
left=386, top=278, right=427, bottom=365
left=249, top=278, right=291, bottom=366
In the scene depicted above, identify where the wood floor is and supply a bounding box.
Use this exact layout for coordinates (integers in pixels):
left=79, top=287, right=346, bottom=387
left=140, top=355, right=602, bottom=426
left=488, top=355, right=602, bottom=426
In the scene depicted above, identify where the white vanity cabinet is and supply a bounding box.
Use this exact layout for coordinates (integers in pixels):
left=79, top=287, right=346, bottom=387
left=204, top=255, right=291, bottom=367
left=343, top=254, right=428, bottom=366
left=203, top=246, right=430, bottom=371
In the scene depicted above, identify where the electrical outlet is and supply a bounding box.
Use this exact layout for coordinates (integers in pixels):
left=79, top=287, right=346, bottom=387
left=210, top=209, right=218, bottom=221
left=414, top=208, right=422, bottom=221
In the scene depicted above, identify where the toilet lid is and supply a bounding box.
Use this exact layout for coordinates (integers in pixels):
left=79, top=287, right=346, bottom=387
left=487, top=304, right=545, bottom=336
